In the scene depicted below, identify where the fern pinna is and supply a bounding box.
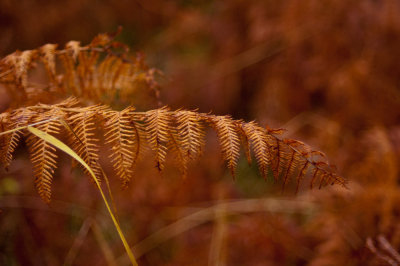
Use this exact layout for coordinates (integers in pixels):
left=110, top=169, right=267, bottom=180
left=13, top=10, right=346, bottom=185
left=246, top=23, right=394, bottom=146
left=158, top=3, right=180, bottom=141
left=0, top=31, right=346, bottom=203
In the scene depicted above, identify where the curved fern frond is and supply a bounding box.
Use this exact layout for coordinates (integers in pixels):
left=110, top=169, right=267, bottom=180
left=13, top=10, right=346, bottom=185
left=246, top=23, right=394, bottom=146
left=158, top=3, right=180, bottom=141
left=0, top=100, right=346, bottom=202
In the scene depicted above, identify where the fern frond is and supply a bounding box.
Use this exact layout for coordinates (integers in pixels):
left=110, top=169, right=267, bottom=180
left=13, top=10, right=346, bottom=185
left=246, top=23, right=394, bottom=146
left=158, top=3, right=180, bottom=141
left=104, top=107, right=136, bottom=187
left=39, top=44, right=58, bottom=84
left=130, top=112, right=147, bottom=171
left=143, top=106, right=172, bottom=172
left=0, top=32, right=160, bottom=108
left=207, top=115, right=241, bottom=177
left=0, top=100, right=346, bottom=202
left=237, top=121, right=252, bottom=165
left=4, top=49, right=37, bottom=90
left=174, top=110, right=205, bottom=160
left=296, top=161, right=310, bottom=193
left=67, top=105, right=108, bottom=183
left=168, top=110, right=206, bottom=178
left=0, top=108, right=35, bottom=168
left=168, top=124, right=188, bottom=178
left=76, top=47, right=99, bottom=99
left=269, top=136, right=285, bottom=180
left=282, top=140, right=310, bottom=189
left=97, top=56, right=120, bottom=95
left=52, top=96, right=81, bottom=108
left=310, top=162, right=344, bottom=189
left=26, top=108, right=64, bottom=203
left=59, top=41, right=81, bottom=95
left=241, top=121, right=271, bottom=179
left=0, top=112, right=10, bottom=166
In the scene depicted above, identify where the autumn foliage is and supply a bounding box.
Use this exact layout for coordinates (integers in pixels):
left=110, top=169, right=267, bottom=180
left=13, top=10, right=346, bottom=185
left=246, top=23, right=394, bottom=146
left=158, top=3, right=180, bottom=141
left=0, top=1, right=400, bottom=265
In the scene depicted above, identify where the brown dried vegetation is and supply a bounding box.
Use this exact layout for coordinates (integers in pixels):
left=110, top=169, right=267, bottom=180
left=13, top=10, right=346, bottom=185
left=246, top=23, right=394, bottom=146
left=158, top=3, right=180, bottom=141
left=2, top=1, right=400, bottom=265
left=0, top=33, right=344, bottom=202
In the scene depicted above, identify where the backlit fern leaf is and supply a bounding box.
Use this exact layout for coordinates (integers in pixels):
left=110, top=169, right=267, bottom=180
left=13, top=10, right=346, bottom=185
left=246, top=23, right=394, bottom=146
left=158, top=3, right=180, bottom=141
left=208, top=115, right=241, bottom=177
left=104, top=107, right=137, bottom=187
left=26, top=108, right=64, bottom=203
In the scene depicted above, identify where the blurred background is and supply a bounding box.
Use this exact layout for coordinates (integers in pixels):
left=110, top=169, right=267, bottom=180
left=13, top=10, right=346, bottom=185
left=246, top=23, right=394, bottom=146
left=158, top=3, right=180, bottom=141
left=2, top=0, right=400, bottom=265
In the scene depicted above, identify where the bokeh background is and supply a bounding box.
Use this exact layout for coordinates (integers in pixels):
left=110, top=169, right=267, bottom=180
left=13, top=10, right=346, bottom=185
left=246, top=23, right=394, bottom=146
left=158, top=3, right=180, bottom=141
left=2, top=0, right=400, bottom=265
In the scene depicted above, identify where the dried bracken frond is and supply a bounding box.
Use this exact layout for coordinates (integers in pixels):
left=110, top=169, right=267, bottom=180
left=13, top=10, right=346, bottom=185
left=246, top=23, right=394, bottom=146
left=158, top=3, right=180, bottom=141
left=144, top=106, right=172, bottom=172
left=174, top=110, right=205, bottom=160
left=240, top=121, right=271, bottom=179
left=171, top=110, right=206, bottom=178
left=66, top=105, right=109, bottom=183
left=0, top=112, right=11, bottom=166
left=237, top=121, right=252, bottom=166
left=0, top=108, right=35, bottom=168
left=104, top=107, right=137, bottom=187
left=0, top=32, right=160, bottom=107
left=0, top=99, right=345, bottom=202
left=26, top=108, right=64, bottom=203
left=39, top=44, right=58, bottom=84
left=167, top=124, right=188, bottom=178
left=207, top=115, right=241, bottom=177
left=0, top=31, right=345, bottom=202
left=4, top=50, right=37, bottom=90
